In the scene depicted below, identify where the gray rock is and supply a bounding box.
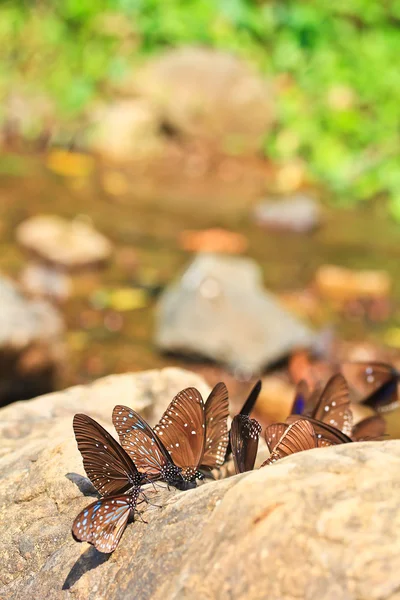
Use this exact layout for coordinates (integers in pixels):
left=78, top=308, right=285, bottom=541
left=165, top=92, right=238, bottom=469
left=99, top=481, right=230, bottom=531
left=132, top=46, right=274, bottom=154
left=0, top=275, right=65, bottom=405
left=155, top=254, right=315, bottom=373
left=0, top=370, right=399, bottom=599
left=253, top=194, right=321, bottom=233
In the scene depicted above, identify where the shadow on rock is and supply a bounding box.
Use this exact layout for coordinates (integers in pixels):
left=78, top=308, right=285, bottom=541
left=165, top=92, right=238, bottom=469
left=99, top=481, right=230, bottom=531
left=63, top=546, right=110, bottom=590
left=66, top=473, right=99, bottom=497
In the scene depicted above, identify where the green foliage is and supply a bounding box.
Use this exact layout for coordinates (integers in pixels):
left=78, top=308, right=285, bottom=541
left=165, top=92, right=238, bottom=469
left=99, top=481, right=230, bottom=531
left=1, top=0, right=400, bottom=216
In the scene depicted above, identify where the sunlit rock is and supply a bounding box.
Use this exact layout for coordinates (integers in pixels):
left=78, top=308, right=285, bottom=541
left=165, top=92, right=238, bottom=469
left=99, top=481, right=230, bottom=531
left=0, top=368, right=398, bottom=599
left=16, top=215, right=112, bottom=271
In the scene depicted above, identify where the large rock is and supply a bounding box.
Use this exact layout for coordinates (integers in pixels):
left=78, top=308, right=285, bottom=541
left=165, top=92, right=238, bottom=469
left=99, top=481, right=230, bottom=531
left=155, top=254, right=315, bottom=374
left=132, top=47, right=274, bottom=154
left=90, top=99, right=164, bottom=161
left=0, top=369, right=399, bottom=599
left=0, top=275, right=64, bottom=406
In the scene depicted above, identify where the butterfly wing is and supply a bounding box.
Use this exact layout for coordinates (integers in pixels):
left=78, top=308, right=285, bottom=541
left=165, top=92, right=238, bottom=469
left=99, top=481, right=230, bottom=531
left=311, top=374, right=353, bottom=436
left=341, top=361, right=399, bottom=411
left=341, top=361, right=397, bottom=396
left=72, top=493, right=137, bottom=553
left=112, top=406, right=174, bottom=478
left=351, top=415, right=386, bottom=441
left=264, top=423, right=288, bottom=452
left=239, top=380, right=262, bottom=417
left=230, top=415, right=261, bottom=474
left=73, top=414, right=141, bottom=496
left=202, top=382, right=229, bottom=469
left=224, top=380, right=262, bottom=461
left=153, top=387, right=206, bottom=472
left=286, top=414, right=353, bottom=445
left=261, top=420, right=317, bottom=466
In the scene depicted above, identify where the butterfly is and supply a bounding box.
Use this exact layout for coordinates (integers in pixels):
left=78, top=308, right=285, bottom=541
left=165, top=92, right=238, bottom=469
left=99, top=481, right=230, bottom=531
left=341, top=361, right=399, bottom=412
left=153, top=383, right=230, bottom=479
left=112, top=404, right=191, bottom=490
left=261, top=419, right=338, bottom=467
left=225, top=379, right=262, bottom=462
left=351, top=414, right=386, bottom=441
left=230, top=414, right=262, bottom=474
left=285, top=415, right=353, bottom=446
left=291, top=374, right=353, bottom=437
left=72, top=414, right=146, bottom=552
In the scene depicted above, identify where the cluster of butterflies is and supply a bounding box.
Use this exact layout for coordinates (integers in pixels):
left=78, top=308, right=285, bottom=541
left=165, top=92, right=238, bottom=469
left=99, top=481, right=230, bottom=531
left=71, top=360, right=399, bottom=554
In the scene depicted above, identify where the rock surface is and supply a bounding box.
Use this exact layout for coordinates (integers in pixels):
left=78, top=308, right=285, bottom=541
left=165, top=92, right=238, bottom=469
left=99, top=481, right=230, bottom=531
left=253, top=194, right=321, bottom=233
left=132, top=47, right=274, bottom=154
left=0, top=275, right=64, bottom=405
left=0, top=368, right=399, bottom=599
left=155, top=254, right=315, bottom=373
left=16, top=215, right=112, bottom=271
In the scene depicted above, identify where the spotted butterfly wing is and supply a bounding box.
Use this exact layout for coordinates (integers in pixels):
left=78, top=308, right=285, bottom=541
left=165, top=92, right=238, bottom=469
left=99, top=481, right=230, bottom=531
left=265, top=423, right=288, bottom=452
left=341, top=361, right=398, bottom=396
left=351, top=415, right=386, bottom=441
left=230, top=415, right=261, bottom=474
left=311, top=374, right=353, bottom=436
left=202, top=382, right=229, bottom=469
left=153, top=387, right=206, bottom=480
left=73, top=414, right=143, bottom=496
left=72, top=492, right=138, bottom=553
left=225, top=380, right=262, bottom=461
left=112, top=405, right=184, bottom=486
left=341, top=361, right=399, bottom=411
left=286, top=414, right=353, bottom=445
left=261, top=420, right=318, bottom=467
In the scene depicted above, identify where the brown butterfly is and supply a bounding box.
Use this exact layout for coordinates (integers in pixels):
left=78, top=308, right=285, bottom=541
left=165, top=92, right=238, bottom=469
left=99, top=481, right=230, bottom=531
left=230, top=414, right=262, bottom=474
left=341, top=361, right=399, bottom=412
left=351, top=414, right=386, bottom=441
left=261, top=420, right=323, bottom=467
left=225, top=379, right=262, bottom=462
left=153, top=383, right=230, bottom=480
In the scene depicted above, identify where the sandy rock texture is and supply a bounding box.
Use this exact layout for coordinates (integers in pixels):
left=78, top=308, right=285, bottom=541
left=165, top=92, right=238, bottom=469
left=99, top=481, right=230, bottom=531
left=1, top=368, right=399, bottom=600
